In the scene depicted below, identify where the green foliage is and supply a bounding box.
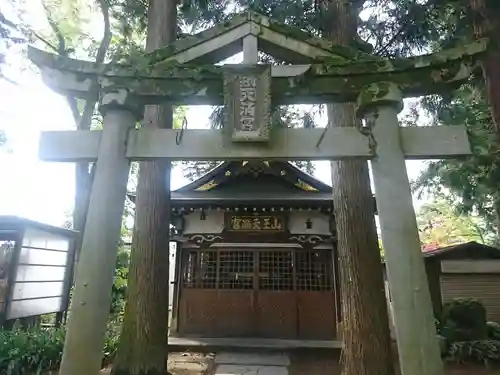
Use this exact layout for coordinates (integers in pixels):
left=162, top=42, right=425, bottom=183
left=0, top=327, right=64, bottom=375
left=102, top=321, right=120, bottom=364
left=401, top=0, right=500, bottom=246
left=441, top=298, right=488, bottom=342
left=41, top=0, right=91, bottom=54
left=0, top=325, right=119, bottom=374
left=108, top=0, right=233, bottom=40
left=417, top=199, right=486, bottom=247
left=413, top=85, right=500, bottom=245
left=447, top=340, right=500, bottom=364
left=110, top=249, right=130, bottom=317
left=438, top=299, right=500, bottom=364
left=187, top=0, right=462, bottom=59
left=0, top=0, right=28, bottom=83
left=179, top=0, right=234, bottom=33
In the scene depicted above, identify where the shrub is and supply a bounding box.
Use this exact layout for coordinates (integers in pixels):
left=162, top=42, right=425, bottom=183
left=110, top=250, right=129, bottom=317
left=0, top=325, right=119, bottom=375
left=487, top=321, right=500, bottom=340
left=447, top=340, right=500, bottom=364
left=103, top=321, right=121, bottom=367
left=441, top=298, right=488, bottom=342
left=0, top=327, right=64, bottom=375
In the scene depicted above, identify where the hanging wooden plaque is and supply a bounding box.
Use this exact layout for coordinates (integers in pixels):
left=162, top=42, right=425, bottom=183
left=225, top=213, right=286, bottom=232
left=224, top=65, right=271, bottom=143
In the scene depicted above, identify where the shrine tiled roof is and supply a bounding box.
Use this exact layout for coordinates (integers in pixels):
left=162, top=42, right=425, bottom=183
left=175, top=160, right=331, bottom=194
left=126, top=160, right=378, bottom=212
left=165, top=160, right=335, bottom=209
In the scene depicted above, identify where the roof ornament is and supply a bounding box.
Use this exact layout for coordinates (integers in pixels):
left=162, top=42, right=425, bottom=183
left=176, top=116, right=188, bottom=145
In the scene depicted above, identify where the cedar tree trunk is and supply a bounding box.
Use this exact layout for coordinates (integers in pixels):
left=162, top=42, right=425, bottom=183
left=111, top=1, right=177, bottom=374
left=470, top=0, right=500, bottom=135
left=325, top=1, right=395, bottom=375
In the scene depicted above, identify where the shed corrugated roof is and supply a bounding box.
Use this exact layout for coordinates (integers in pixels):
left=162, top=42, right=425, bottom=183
left=0, top=216, right=79, bottom=237
left=422, top=241, right=500, bottom=258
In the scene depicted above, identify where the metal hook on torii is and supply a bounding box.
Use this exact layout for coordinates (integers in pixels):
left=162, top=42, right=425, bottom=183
left=176, top=116, right=188, bottom=145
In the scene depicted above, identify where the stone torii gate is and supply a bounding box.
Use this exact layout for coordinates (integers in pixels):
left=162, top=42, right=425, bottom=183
left=29, top=11, right=486, bottom=375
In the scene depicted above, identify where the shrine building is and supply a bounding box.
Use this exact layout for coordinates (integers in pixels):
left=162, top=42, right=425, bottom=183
left=165, top=160, right=342, bottom=340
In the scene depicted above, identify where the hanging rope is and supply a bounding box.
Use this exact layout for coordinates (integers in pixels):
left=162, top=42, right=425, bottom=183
left=176, top=116, right=188, bottom=145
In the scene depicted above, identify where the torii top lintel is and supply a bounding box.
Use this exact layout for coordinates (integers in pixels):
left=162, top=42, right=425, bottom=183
left=28, top=10, right=488, bottom=106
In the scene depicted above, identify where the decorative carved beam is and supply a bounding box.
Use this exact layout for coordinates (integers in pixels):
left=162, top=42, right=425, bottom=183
left=28, top=39, right=487, bottom=105
left=38, top=126, right=471, bottom=162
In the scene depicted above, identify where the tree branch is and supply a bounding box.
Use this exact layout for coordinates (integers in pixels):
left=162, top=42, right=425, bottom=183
left=0, top=12, right=17, bottom=30
left=67, top=98, right=82, bottom=124
left=31, top=30, right=59, bottom=54
left=78, top=0, right=112, bottom=130
left=40, top=0, right=81, bottom=123
left=41, top=0, right=66, bottom=55
left=95, top=0, right=112, bottom=64
left=374, top=21, right=408, bottom=56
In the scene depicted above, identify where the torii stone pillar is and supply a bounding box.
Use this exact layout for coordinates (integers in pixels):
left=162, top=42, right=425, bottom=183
left=357, top=83, right=443, bottom=375
left=59, top=93, right=139, bottom=375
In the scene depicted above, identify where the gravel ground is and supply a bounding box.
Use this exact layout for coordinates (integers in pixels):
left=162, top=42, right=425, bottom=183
left=98, top=352, right=215, bottom=375
left=288, top=350, right=500, bottom=375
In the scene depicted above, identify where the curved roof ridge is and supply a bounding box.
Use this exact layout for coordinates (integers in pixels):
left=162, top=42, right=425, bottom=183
left=174, top=161, right=228, bottom=192
left=285, top=161, right=332, bottom=191
left=174, top=160, right=332, bottom=193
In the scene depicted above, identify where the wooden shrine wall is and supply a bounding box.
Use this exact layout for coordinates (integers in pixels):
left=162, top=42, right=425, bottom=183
left=175, top=210, right=338, bottom=340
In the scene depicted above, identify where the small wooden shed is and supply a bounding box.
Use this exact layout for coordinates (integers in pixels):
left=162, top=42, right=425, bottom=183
left=0, top=216, right=78, bottom=326
left=385, top=241, right=500, bottom=324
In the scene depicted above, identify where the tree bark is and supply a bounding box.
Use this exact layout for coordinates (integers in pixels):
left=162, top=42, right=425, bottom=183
left=324, top=1, right=395, bottom=375
left=469, top=0, right=500, bottom=135
left=492, top=196, right=500, bottom=245
left=111, top=1, right=177, bottom=375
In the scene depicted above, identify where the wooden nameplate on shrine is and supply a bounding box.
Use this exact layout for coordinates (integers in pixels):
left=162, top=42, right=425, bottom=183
left=225, top=213, right=286, bottom=232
